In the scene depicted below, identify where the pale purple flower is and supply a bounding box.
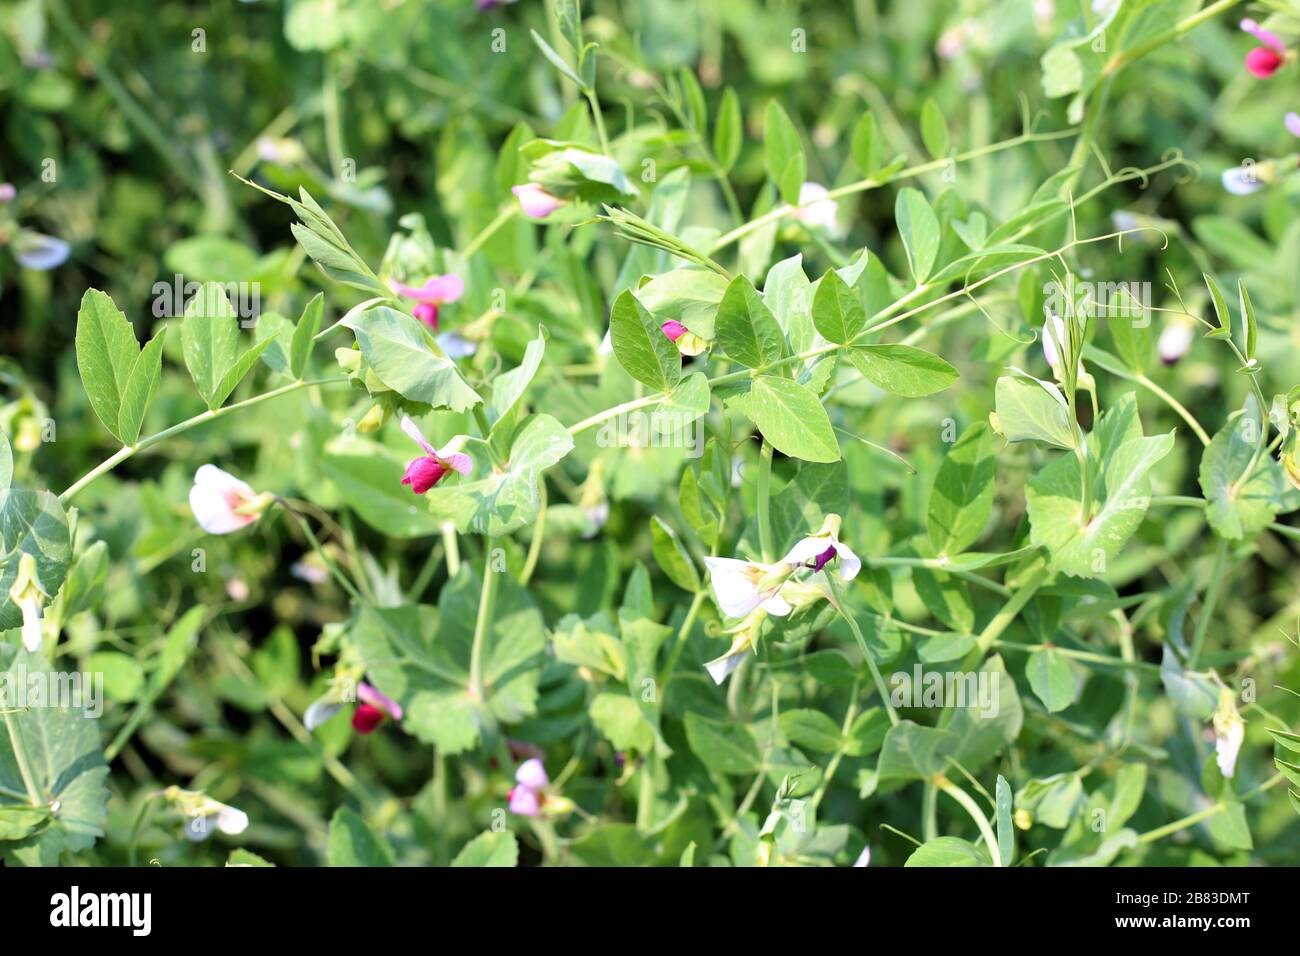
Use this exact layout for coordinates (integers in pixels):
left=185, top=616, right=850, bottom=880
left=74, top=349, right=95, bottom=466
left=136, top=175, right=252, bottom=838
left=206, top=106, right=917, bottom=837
left=1286, top=112, right=1300, bottom=138
left=512, top=183, right=565, bottom=220
left=391, top=274, right=464, bottom=329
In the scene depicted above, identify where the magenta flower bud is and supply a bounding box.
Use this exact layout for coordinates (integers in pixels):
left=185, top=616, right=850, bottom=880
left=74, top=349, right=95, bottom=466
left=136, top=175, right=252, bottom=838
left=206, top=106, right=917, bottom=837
left=1245, top=46, right=1284, bottom=77
left=398, top=415, right=472, bottom=495
left=400, top=456, right=450, bottom=494
left=661, top=320, right=688, bottom=342
left=512, top=183, right=565, bottom=219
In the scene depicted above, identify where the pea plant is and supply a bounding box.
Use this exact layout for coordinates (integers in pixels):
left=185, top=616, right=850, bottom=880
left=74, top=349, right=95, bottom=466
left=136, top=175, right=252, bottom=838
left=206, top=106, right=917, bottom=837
left=2, top=0, right=1300, bottom=868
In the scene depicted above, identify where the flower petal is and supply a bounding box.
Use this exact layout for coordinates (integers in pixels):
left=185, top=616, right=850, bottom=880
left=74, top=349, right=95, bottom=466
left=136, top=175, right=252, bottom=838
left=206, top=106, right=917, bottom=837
left=515, top=757, right=549, bottom=790
left=703, top=557, right=768, bottom=619
left=400, top=415, right=437, bottom=455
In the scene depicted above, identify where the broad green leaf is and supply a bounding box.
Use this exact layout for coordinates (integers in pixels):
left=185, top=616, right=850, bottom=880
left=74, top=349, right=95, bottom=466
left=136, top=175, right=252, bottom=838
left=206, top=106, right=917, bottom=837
left=811, top=268, right=866, bottom=345
left=426, top=414, right=573, bottom=535
left=944, top=656, right=1023, bottom=771
left=1203, top=273, right=1231, bottom=338
left=451, top=830, right=519, bottom=867
left=850, top=111, right=883, bottom=177
left=181, top=282, right=242, bottom=409
left=905, top=837, right=989, bottom=867
left=848, top=344, right=957, bottom=397
left=780, top=709, right=843, bottom=753
left=1027, top=424, right=1174, bottom=577
left=116, top=329, right=165, bottom=445
left=763, top=100, right=805, bottom=206
left=1198, top=400, right=1288, bottom=540
left=928, top=422, right=994, bottom=555
left=713, top=86, right=742, bottom=172
left=876, top=720, right=957, bottom=783
left=488, top=327, right=547, bottom=428
left=1026, top=647, right=1077, bottom=712
left=1160, top=646, right=1217, bottom=720
left=327, top=808, right=394, bottom=866
left=715, top=275, right=786, bottom=369
left=0, top=650, right=109, bottom=861
left=895, top=188, right=940, bottom=283
left=650, top=516, right=699, bottom=591
left=212, top=338, right=274, bottom=408
left=343, top=307, right=482, bottom=412
left=748, top=375, right=840, bottom=463
left=74, top=289, right=142, bottom=442
left=0, top=490, right=72, bottom=631
left=992, top=374, right=1076, bottom=449
left=845, top=708, right=889, bottom=757
left=920, top=98, right=949, bottom=160
left=684, top=712, right=761, bottom=775
left=1207, top=802, right=1252, bottom=850
left=590, top=692, right=654, bottom=753
left=609, top=290, right=680, bottom=392
left=290, top=293, right=324, bottom=379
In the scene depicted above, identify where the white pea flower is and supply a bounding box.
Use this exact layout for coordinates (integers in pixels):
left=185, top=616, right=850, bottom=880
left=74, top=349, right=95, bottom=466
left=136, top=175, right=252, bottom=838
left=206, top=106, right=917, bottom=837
left=188, top=465, right=273, bottom=534
left=1212, top=689, right=1245, bottom=778
left=8, top=552, right=49, bottom=652
left=162, top=786, right=250, bottom=841
left=791, top=182, right=840, bottom=235
left=1157, top=321, right=1194, bottom=365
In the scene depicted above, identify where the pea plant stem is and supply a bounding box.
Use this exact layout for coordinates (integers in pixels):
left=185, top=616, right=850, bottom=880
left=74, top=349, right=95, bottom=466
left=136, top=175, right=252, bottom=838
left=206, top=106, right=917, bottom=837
left=3, top=710, right=42, bottom=805
left=1137, top=773, right=1284, bottom=845
left=936, top=776, right=1002, bottom=866
left=468, top=540, right=499, bottom=703
left=756, top=440, right=775, bottom=562
left=1189, top=537, right=1230, bottom=669
left=823, top=570, right=899, bottom=727
left=59, top=376, right=349, bottom=503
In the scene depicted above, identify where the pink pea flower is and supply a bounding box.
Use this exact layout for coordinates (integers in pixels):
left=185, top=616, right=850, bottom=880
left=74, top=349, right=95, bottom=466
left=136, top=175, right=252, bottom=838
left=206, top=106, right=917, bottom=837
left=1286, top=112, right=1300, bottom=138
left=1241, top=19, right=1288, bottom=77
left=399, top=415, right=472, bottom=495
left=189, top=465, right=273, bottom=534
left=512, top=183, right=566, bottom=220
left=1158, top=321, right=1193, bottom=365
left=391, top=274, right=464, bottom=329
left=351, top=681, right=404, bottom=735
left=661, top=320, right=687, bottom=342
left=508, top=758, right=549, bottom=817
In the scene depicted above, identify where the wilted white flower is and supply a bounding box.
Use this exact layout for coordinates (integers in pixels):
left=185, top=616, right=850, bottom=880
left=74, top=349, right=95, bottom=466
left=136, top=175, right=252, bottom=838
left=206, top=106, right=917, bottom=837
left=189, top=465, right=272, bottom=534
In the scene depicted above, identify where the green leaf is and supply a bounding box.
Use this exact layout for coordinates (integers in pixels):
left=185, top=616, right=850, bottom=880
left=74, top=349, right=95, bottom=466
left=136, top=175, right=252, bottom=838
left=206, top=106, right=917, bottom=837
left=748, top=375, right=840, bottom=463
left=327, top=808, right=394, bottom=866
left=928, top=422, right=995, bottom=555
left=849, top=344, right=957, bottom=397
left=905, top=837, right=989, bottom=867
left=0, top=650, right=110, bottom=860
left=715, top=275, right=786, bottom=369
left=1198, top=400, right=1287, bottom=540
left=1027, top=411, right=1174, bottom=576
left=0, top=489, right=72, bottom=631
left=996, top=775, right=1014, bottom=867
left=426, top=414, right=573, bottom=535
left=590, top=692, right=654, bottom=753
left=845, top=708, right=889, bottom=757
left=116, top=328, right=166, bottom=445
left=343, top=307, right=482, bottom=412
left=451, top=830, right=519, bottom=867
left=812, top=268, right=867, bottom=345
left=895, top=188, right=940, bottom=283
left=684, top=712, right=761, bottom=774
left=609, top=290, right=681, bottom=392
left=74, top=289, right=142, bottom=442
left=0, top=432, right=10, bottom=493
left=850, top=111, right=883, bottom=177
left=530, top=29, right=585, bottom=89
left=1026, top=647, right=1077, bottom=712
left=1203, top=273, right=1232, bottom=338
left=876, top=720, right=957, bottom=783
left=212, top=337, right=274, bottom=408
left=1207, top=802, right=1252, bottom=851
left=713, top=87, right=742, bottom=172
left=488, top=327, right=547, bottom=428
left=1238, top=279, right=1257, bottom=362
left=290, top=293, right=324, bottom=379
left=650, top=516, right=699, bottom=592
left=181, top=282, right=243, bottom=409
left=763, top=100, right=805, bottom=206
left=992, top=374, right=1076, bottom=449
left=920, top=98, right=949, bottom=160
left=780, top=709, right=843, bottom=753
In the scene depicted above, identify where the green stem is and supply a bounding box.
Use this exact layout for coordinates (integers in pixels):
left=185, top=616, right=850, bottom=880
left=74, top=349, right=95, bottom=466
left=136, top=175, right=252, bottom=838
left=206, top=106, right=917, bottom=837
left=936, top=776, right=1002, bottom=866
left=823, top=570, right=899, bottom=726
left=442, top=524, right=461, bottom=578
left=59, top=377, right=348, bottom=502
left=468, top=540, right=500, bottom=702
left=3, top=710, right=42, bottom=805
left=463, top=204, right=519, bottom=260
left=1189, top=538, right=1229, bottom=668
left=975, top=566, right=1049, bottom=655
left=585, top=88, right=613, bottom=155
left=520, top=479, right=547, bottom=586
left=810, top=681, right=859, bottom=811
left=1137, top=773, right=1284, bottom=845
left=1136, top=374, right=1212, bottom=447
left=283, top=506, right=366, bottom=604
left=1103, top=0, right=1243, bottom=77
left=756, top=441, right=774, bottom=562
